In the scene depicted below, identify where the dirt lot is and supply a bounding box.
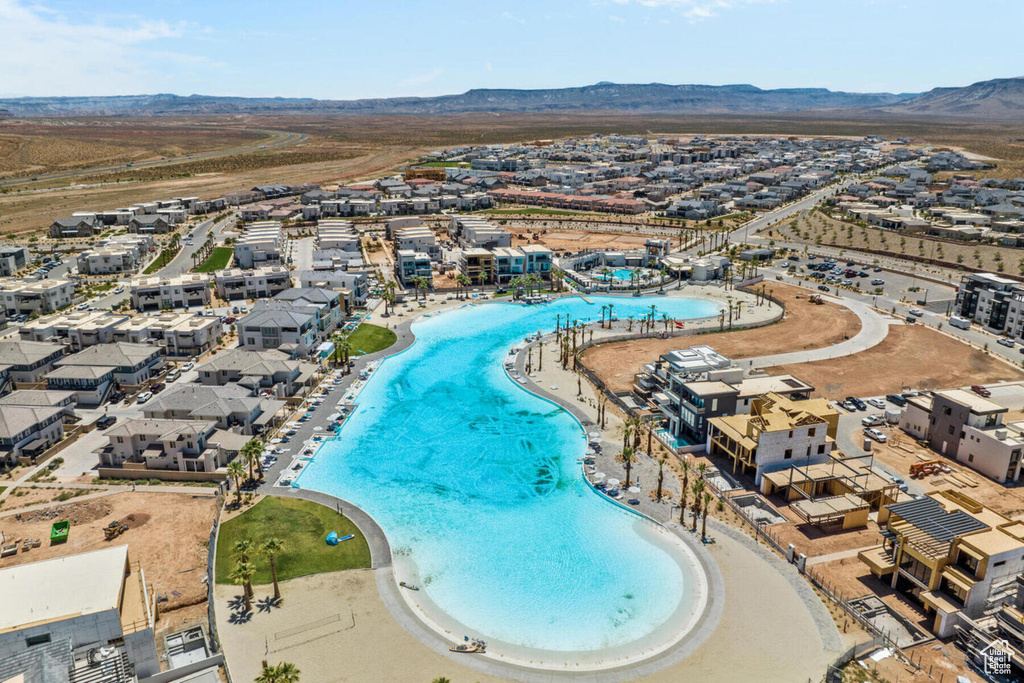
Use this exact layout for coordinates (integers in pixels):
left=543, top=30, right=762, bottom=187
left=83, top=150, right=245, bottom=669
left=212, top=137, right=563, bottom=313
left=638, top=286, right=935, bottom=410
left=0, top=492, right=218, bottom=620
left=771, top=324, right=1024, bottom=401
left=582, top=282, right=861, bottom=392
left=508, top=226, right=657, bottom=254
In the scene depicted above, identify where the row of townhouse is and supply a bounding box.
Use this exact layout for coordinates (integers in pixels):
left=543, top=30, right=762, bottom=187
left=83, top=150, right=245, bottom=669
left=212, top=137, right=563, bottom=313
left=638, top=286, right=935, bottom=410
left=75, top=234, right=154, bottom=275
left=488, top=188, right=647, bottom=215
left=128, top=273, right=211, bottom=311
left=214, top=265, right=292, bottom=301
left=19, top=309, right=222, bottom=357
left=44, top=342, right=164, bottom=406
left=233, top=220, right=287, bottom=268
left=0, top=389, right=75, bottom=465
left=315, top=219, right=361, bottom=253
left=297, top=269, right=368, bottom=308
left=458, top=244, right=554, bottom=286
left=0, top=278, right=75, bottom=315
left=47, top=195, right=237, bottom=239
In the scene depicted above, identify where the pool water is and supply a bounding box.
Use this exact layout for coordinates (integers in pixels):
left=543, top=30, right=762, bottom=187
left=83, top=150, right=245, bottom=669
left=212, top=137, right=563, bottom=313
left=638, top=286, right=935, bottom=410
left=594, top=268, right=641, bottom=282
left=298, top=296, right=719, bottom=653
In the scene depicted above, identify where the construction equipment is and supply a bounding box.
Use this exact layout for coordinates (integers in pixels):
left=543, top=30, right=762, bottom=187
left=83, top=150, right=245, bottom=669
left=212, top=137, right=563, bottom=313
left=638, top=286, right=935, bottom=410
left=103, top=521, right=129, bottom=541
left=808, top=294, right=824, bottom=305
left=910, top=460, right=950, bottom=478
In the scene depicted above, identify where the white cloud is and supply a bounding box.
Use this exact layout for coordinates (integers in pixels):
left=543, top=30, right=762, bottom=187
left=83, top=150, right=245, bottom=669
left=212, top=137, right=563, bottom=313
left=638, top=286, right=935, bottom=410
left=0, top=0, right=206, bottom=96
left=485, top=62, right=493, bottom=72
left=398, top=68, right=444, bottom=89
left=609, top=0, right=776, bottom=21
left=500, top=10, right=526, bottom=24
left=609, top=14, right=627, bottom=22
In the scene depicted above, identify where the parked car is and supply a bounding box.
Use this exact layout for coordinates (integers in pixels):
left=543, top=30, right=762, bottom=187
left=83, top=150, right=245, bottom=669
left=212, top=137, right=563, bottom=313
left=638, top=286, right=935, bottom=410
left=841, top=398, right=858, bottom=411
left=972, top=385, right=992, bottom=398
left=886, top=394, right=908, bottom=407
left=779, top=262, right=790, bottom=268
left=873, top=267, right=883, bottom=273
left=867, top=398, right=886, bottom=409
left=871, top=279, right=885, bottom=286
left=851, top=397, right=867, bottom=411
left=908, top=309, right=923, bottom=317
left=150, top=382, right=165, bottom=394
left=76, top=302, right=89, bottom=310
left=96, top=415, right=117, bottom=429
left=861, top=415, right=885, bottom=427
left=998, top=338, right=1015, bottom=348
left=818, top=285, right=830, bottom=292
left=864, top=428, right=888, bottom=443
left=181, top=361, right=195, bottom=372
left=136, top=391, right=153, bottom=404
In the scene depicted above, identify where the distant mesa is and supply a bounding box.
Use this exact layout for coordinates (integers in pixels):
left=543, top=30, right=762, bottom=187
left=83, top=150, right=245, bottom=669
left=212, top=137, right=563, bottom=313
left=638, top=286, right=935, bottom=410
left=0, top=78, right=1020, bottom=120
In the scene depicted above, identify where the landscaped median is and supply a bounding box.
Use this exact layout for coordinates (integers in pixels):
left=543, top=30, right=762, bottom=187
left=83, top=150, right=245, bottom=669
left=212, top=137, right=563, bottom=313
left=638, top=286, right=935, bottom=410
left=215, top=496, right=371, bottom=585
left=194, top=246, right=233, bottom=273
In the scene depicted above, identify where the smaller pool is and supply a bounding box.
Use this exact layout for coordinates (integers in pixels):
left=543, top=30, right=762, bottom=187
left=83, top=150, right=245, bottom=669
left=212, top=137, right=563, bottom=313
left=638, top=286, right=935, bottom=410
left=595, top=268, right=643, bottom=282
left=656, top=428, right=698, bottom=450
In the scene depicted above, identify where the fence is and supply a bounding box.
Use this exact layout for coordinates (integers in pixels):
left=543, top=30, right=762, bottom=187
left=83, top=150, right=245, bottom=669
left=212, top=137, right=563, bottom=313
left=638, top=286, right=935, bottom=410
left=704, top=475, right=923, bottom=674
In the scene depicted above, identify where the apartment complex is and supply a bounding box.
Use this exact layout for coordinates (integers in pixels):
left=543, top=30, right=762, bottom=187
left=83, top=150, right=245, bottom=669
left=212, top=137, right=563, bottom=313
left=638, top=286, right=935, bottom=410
left=0, top=278, right=75, bottom=315
left=954, top=273, right=1024, bottom=338
left=315, top=219, right=361, bottom=253
left=396, top=250, right=433, bottom=288
left=859, top=490, right=1024, bottom=637
left=0, top=246, right=31, bottom=277
left=21, top=310, right=222, bottom=357
left=195, top=348, right=313, bottom=397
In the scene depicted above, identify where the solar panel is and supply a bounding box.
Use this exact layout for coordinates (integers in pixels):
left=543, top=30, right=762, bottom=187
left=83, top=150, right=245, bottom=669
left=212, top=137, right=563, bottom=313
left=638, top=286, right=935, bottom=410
left=887, top=496, right=988, bottom=542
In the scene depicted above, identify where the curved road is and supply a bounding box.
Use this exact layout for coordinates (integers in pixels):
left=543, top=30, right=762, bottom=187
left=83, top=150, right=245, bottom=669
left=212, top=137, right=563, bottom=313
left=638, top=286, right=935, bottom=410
left=0, top=130, right=306, bottom=189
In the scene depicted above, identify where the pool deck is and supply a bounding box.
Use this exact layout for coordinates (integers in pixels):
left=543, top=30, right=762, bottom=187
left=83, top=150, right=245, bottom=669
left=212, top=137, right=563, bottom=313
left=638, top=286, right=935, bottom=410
left=232, top=287, right=845, bottom=682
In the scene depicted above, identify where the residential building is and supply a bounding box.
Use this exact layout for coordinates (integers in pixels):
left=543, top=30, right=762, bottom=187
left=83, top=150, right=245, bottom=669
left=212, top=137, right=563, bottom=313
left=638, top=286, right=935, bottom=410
left=214, top=266, right=292, bottom=301
left=0, top=340, right=65, bottom=383
left=49, top=216, right=98, bottom=239
left=449, top=216, right=511, bottom=249
left=0, top=402, right=65, bottom=465
left=706, top=392, right=839, bottom=484
left=47, top=343, right=163, bottom=405
left=75, top=245, right=142, bottom=275
left=459, top=248, right=495, bottom=284
left=195, top=348, right=312, bottom=397
left=954, top=273, right=1024, bottom=339
left=0, top=545, right=160, bottom=680
left=236, top=308, right=317, bottom=356
left=396, top=250, right=433, bottom=288
left=233, top=221, right=286, bottom=268
left=271, top=287, right=343, bottom=338
left=899, top=389, right=1024, bottom=483
left=120, top=312, right=223, bottom=358
left=0, top=246, right=30, bottom=277
left=297, top=269, right=367, bottom=308
left=98, top=418, right=227, bottom=474
left=316, top=220, right=361, bottom=253
left=859, top=490, right=1024, bottom=637
left=129, top=273, right=211, bottom=311
left=127, top=214, right=171, bottom=234
left=394, top=226, right=441, bottom=261
left=142, top=384, right=284, bottom=436
left=20, top=310, right=130, bottom=350
left=0, top=279, right=75, bottom=315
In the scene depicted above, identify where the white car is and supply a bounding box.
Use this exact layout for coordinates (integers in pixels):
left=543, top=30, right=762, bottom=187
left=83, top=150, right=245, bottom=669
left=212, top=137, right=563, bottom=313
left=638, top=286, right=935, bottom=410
left=181, top=362, right=195, bottom=372
left=76, top=302, right=89, bottom=310
left=113, top=286, right=124, bottom=294
left=908, top=308, right=924, bottom=317
left=866, top=398, right=886, bottom=409
left=136, top=391, right=153, bottom=404
left=864, top=428, right=888, bottom=443
left=861, top=415, right=885, bottom=427
left=998, top=338, right=1016, bottom=348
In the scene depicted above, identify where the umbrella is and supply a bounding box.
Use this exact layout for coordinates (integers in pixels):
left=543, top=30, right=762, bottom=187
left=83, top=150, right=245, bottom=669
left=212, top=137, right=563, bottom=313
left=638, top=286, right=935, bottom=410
left=312, top=426, right=323, bottom=432
left=592, top=472, right=606, bottom=481
left=628, top=486, right=641, bottom=493
left=588, top=431, right=601, bottom=439
left=606, top=478, right=621, bottom=487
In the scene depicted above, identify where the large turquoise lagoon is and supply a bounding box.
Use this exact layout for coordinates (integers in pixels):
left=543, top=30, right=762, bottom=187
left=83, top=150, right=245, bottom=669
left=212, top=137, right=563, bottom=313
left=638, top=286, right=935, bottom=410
left=298, top=295, right=720, bottom=653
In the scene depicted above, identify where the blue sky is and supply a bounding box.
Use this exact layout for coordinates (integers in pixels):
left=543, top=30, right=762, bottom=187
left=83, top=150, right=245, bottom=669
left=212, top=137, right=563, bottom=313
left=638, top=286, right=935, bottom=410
left=0, top=0, right=1021, bottom=99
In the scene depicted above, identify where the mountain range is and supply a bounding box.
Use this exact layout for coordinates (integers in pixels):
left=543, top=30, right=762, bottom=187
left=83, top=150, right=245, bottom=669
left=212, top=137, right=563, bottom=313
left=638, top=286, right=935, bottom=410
left=0, top=78, right=1021, bottom=119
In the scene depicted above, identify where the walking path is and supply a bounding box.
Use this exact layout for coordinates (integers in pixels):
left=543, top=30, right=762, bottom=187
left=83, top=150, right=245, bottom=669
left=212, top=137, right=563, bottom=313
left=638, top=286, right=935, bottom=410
left=749, top=294, right=892, bottom=370
left=806, top=547, right=868, bottom=566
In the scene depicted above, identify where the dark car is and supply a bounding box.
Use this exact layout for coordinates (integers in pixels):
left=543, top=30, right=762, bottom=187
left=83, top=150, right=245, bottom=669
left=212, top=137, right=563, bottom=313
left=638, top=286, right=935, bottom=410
left=150, top=382, right=166, bottom=394
left=818, top=285, right=830, bottom=292
left=849, top=397, right=867, bottom=411
left=97, top=415, right=117, bottom=429
left=972, top=385, right=992, bottom=398
left=886, top=394, right=908, bottom=407
left=108, top=390, right=125, bottom=403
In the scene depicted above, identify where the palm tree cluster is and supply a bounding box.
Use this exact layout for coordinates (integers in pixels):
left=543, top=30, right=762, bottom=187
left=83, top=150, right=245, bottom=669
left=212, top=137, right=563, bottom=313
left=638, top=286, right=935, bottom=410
left=380, top=281, right=397, bottom=315
left=229, top=537, right=286, bottom=613
left=256, top=660, right=300, bottom=682
left=330, top=332, right=353, bottom=373
left=226, top=438, right=266, bottom=507
left=411, top=276, right=430, bottom=302
left=453, top=272, right=472, bottom=299
left=509, top=273, right=544, bottom=300
left=677, top=461, right=715, bottom=542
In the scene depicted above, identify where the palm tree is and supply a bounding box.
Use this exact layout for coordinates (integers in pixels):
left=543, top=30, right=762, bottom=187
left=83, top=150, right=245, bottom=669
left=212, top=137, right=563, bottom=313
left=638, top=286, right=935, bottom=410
left=381, top=290, right=397, bottom=316
left=455, top=273, right=471, bottom=299
left=226, top=460, right=245, bottom=505
left=679, top=460, right=690, bottom=524
left=257, top=661, right=301, bottom=683
left=233, top=538, right=256, bottom=565
left=622, top=446, right=636, bottom=488
left=261, top=538, right=285, bottom=602
left=229, top=561, right=256, bottom=612
left=600, top=304, right=607, bottom=329
left=510, top=275, right=525, bottom=300
left=241, top=438, right=264, bottom=481
left=691, top=480, right=705, bottom=533
left=656, top=455, right=666, bottom=501
left=701, top=491, right=713, bottom=542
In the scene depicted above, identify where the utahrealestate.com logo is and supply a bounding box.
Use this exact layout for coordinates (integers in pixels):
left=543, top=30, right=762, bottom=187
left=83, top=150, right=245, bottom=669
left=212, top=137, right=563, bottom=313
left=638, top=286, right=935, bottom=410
left=981, top=638, right=1013, bottom=676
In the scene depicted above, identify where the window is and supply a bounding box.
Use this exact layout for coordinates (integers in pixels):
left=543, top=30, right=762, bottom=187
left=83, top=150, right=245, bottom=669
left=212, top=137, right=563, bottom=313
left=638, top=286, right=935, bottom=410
left=948, top=425, right=955, bottom=435
left=788, top=430, right=793, bottom=438
left=784, top=449, right=793, bottom=460
left=968, top=454, right=975, bottom=463
left=942, top=405, right=952, bottom=416
left=25, top=634, right=51, bottom=647
left=994, top=560, right=1007, bottom=568
left=818, top=444, right=826, bottom=454
left=809, top=428, right=816, bottom=437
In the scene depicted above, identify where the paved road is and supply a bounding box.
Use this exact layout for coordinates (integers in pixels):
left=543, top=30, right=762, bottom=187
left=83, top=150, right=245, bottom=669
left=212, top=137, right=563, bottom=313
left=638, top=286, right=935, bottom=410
left=0, top=131, right=306, bottom=189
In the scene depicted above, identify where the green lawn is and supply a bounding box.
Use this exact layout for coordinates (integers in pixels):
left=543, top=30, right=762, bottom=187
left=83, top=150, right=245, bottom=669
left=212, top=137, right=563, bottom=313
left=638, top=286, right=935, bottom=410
left=142, top=246, right=180, bottom=274
left=194, top=247, right=233, bottom=273
left=216, top=497, right=371, bottom=585
left=346, top=323, right=397, bottom=355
